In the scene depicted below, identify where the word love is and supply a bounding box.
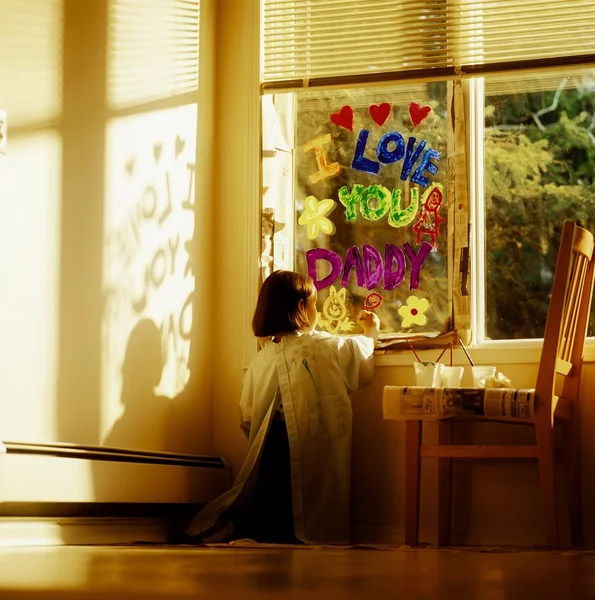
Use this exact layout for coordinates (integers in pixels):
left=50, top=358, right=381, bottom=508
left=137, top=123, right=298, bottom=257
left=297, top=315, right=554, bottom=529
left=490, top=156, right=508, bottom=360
left=304, top=131, right=441, bottom=187
left=307, top=241, right=433, bottom=292
left=352, top=130, right=440, bottom=184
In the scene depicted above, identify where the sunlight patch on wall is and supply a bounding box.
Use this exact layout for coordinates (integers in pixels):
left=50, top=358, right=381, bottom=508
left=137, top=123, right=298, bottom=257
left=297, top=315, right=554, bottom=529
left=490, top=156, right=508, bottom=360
left=0, top=0, right=63, bottom=127
left=102, top=104, right=196, bottom=440
left=107, top=0, right=200, bottom=111
left=0, top=132, right=62, bottom=441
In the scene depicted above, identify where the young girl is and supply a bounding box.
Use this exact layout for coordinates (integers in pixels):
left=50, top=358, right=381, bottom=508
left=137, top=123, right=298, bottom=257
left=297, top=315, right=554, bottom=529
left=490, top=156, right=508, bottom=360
left=186, top=270, right=380, bottom=545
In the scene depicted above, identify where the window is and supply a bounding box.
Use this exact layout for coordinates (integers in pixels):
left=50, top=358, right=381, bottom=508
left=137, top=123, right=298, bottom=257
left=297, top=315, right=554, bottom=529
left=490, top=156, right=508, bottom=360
left=263, top=83, right=451, bottom=338
left=480, top=71, right=595, bottom=340
left=260, top=0, right=595, bottom=346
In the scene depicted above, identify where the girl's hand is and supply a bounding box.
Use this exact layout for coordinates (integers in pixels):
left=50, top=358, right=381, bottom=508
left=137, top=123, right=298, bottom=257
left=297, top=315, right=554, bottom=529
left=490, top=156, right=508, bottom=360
left=358, top=310, right=380, bottom=335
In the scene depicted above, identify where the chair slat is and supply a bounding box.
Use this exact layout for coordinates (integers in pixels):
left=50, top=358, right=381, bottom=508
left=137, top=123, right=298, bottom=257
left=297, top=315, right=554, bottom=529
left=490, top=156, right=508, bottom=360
left=420, top=445, right=539, bottom=459
left=560, top=255, right=585, bottom=360
left=572, top=226, right=595, bottom=259
left=555, top=358, right=573, bottom=376
left=561, top=255, right=588, bottom=360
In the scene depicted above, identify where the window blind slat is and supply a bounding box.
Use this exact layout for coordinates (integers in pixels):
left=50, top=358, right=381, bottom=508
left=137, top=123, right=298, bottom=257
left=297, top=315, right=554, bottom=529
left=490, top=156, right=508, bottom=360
left=264, top=14, right=592, bottom=38
left=264, top=32, right=590, bottom=59
left=262, top=0, right=595, bottom=86
left=0, top=0, right=63, bottom=127
left=108, top=0, right=200, bottom=110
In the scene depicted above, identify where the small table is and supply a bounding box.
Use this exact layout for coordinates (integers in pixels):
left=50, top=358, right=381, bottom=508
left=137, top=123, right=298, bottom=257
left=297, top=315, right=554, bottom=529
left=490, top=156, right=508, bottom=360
left=383, top=386, right=536, bottom=422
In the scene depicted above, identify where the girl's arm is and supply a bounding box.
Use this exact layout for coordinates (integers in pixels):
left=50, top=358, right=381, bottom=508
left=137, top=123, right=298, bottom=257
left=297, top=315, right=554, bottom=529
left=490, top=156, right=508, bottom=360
left=339, top=310, right=380, bottom=389
left=357, top=310, right=380, bottom=342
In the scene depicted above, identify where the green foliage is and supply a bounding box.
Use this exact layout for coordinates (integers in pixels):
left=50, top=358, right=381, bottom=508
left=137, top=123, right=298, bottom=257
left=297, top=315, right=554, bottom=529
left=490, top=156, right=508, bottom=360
left=484, top=79, right=595, bottom=339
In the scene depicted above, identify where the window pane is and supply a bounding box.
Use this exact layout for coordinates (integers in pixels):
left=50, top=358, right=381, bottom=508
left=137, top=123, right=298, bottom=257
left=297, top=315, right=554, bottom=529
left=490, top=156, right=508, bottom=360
left=484, top=69, right=595, bottom=339
left=262, top=82, right=449, bottom=337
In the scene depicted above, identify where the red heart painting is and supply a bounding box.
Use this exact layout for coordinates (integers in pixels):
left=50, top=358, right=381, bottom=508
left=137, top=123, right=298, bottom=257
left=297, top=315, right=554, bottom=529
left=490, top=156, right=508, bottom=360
left=330, top=105, right=354, bottom=131
left=409, top=102, right=431, bottom=127
left=369, top=103, right=391, bottom=127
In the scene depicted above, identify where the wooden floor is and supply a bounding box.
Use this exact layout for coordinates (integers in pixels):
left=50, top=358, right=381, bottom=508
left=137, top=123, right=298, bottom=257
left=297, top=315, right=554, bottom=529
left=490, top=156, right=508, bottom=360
left=0, top=545, right=593, bottom=599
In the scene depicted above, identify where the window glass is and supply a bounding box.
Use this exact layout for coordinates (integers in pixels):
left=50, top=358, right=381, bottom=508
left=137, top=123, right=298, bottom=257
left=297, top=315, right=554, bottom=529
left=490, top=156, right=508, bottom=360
left=484, top=70, right=595, bottom=339
left=262, top=82, right=450, bottom=337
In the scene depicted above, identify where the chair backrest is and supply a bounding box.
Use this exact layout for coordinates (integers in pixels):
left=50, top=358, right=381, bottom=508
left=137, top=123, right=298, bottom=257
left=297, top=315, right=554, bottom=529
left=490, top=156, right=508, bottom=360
left=536, top=221, right=595, bottom=417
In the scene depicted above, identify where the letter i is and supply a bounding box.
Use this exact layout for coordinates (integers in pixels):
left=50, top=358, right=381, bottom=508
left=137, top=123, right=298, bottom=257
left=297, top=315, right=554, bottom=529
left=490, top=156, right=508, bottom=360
left=303, top=134, right=341, bottom=184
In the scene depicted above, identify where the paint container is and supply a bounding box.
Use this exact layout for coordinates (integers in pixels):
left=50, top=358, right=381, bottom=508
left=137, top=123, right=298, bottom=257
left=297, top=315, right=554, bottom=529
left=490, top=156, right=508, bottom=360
left=471, top=366, right=497, bottom=388
left=441, top=366, right=464, bottom=387
left=413, top=362, right=444, bottom=387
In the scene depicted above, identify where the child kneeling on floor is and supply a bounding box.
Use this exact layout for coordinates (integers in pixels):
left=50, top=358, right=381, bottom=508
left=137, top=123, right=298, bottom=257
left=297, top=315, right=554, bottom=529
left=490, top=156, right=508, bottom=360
left=187, top=270, right=379, bottom=545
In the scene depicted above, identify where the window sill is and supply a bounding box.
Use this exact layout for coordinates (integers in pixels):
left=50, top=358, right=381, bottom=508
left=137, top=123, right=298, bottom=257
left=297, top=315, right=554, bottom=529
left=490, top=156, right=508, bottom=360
left=375, top=339, right=595, bottom=367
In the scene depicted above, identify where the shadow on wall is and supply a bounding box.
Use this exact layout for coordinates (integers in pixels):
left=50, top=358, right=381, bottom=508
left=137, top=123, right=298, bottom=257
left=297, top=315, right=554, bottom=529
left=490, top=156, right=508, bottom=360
left=103, top=319, right=170, bottom=451
left=92, top=318, right=192, bottom=502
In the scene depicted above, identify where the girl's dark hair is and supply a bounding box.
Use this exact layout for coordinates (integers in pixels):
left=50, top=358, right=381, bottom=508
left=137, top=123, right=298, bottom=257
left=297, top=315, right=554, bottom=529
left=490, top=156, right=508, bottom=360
left=252, top=270, right=316, bottom=337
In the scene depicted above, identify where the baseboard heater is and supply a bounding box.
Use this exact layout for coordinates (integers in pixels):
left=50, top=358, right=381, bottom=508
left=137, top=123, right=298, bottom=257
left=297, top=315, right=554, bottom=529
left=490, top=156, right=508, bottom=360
left=0, top=501, right=203, bottom=519
left=1, top=441, right=229, bottom=524
left=2, top=440, right=229, bottom=470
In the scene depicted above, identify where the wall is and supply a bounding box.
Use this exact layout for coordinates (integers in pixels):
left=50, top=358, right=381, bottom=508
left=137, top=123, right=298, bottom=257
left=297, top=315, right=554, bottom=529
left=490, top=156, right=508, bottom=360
left=0, top=0, right=217, bottom=505
left=212, top=1, right=595, bottom=547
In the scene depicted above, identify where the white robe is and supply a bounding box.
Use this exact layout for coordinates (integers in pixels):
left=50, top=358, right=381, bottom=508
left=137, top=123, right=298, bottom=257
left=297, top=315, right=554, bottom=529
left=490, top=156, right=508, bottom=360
left=186, top=329, right=375, bottom=545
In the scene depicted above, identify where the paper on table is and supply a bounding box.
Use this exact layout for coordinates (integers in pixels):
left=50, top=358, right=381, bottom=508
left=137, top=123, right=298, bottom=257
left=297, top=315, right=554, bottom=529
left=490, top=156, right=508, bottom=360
left=383, top=386, right=535, bottom=422
left=383, top=386, right=441, bottom=420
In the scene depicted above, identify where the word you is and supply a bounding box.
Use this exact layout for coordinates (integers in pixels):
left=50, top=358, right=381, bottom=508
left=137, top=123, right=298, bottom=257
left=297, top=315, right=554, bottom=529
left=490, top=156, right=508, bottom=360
left=297, top=183, right=443, bottom=239
left=339, top=183, right=444, bottom=229
left=307, top=241, right=433, bottom=292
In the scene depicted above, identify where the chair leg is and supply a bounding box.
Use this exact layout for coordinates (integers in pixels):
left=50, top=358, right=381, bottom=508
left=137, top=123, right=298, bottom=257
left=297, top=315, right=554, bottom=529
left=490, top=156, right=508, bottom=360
left=563, top=417, right=584, bottom=547
left=437, top=420, right=453, bottom=546
left=405, top=420, right=422, bottom=546
left=535, top=418, right=560, bottom=549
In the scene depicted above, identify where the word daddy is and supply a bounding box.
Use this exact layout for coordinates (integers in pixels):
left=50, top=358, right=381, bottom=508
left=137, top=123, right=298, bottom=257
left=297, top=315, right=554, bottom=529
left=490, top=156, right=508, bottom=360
left=307, top=241, right=433, bottom=291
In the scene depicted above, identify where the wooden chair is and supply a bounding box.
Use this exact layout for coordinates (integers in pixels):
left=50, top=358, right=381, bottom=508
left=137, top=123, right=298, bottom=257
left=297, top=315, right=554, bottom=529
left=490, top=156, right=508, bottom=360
left=405, top=221, right=595, bottom=549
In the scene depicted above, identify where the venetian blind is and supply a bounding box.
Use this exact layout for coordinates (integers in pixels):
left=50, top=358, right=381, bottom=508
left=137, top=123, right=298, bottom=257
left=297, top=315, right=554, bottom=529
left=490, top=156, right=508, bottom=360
left=108, top=0, right=200, bottom=110
left=262, top=0, right=595, bottom=89
left=485, top=66, right=595, bottom=97
left=0, top=0, right=63, bottom=127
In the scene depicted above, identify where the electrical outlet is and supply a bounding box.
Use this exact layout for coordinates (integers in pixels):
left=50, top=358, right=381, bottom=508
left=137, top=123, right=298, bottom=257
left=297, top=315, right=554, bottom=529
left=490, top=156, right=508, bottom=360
left=0, top=109, right=7, bottom=154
